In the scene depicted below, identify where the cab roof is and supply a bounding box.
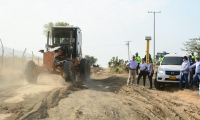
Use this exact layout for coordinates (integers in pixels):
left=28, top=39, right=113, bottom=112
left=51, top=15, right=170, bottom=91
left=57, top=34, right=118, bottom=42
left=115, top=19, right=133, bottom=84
left=52, top=26, right=80, bottom=29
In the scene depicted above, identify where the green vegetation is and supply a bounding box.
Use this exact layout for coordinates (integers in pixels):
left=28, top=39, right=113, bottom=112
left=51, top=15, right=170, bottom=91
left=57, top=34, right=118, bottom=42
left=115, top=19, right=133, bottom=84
left=108, top=56, right=128, bottom=74
left=182, top=37, right=200, bottom=56
left=43, top=22, right=70, bottom=38
left=84, top=55, right=97, bottom=66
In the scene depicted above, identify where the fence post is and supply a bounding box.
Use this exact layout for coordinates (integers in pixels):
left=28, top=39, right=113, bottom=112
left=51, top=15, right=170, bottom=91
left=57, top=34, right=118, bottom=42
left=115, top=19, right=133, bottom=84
left=22, top=48, right=26, bottom=68
left=0, top=39, right=4, bottom=70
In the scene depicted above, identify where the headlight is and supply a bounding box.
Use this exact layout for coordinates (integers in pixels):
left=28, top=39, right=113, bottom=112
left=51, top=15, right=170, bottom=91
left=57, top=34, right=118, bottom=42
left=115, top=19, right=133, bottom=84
left=158, top=70, right=164, bottom=74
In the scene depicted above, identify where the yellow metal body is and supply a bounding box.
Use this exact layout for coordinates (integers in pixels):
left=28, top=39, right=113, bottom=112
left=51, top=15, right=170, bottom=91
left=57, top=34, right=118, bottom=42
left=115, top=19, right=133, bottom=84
left=146, top=40, right=150, bottom=64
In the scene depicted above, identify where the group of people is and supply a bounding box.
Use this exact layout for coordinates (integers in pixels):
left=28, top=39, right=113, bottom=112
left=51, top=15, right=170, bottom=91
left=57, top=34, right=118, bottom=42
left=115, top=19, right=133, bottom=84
left=126, top=52, right=154, bottom=90
left=180, top=54, right=200, bottom=90
left=126, top=52, right=200, bottom=90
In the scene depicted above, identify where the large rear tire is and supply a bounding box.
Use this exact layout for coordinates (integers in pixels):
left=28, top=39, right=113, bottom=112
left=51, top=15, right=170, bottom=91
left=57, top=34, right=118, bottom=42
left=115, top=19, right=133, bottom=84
left=25, top=61, right=38, bottom=84
left=80, top=59, right=90, bottom=80
left=63, top=61, right=76, bottom=82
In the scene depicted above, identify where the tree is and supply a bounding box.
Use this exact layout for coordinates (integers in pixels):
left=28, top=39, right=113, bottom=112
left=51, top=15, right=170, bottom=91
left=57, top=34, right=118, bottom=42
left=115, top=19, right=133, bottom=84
left=43, top=22, right=54, bottom=39
left=84, top=55, right=97, bottom=65
left=43, top=22, right=70, bottom=39
left=181, top=38, right=200, bottom=56
left=55, top=22, right=69, bottom=26
left=108, top=56, right=128, bottom=73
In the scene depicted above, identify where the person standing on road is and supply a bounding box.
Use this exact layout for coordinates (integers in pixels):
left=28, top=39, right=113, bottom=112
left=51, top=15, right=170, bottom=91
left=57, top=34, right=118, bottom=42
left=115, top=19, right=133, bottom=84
left=126, top=55, right=138, bottom=86
left=136, top=58, right=148, bottom=89
left=191, top=52, right=196, bottom=60
left=144, top=54, right=152, bottom=63
left=135, top=52, right=141, bottom=75
left=189, top=56, right=200, bottom=89
left=179, top=56, right=190, bottom=90
left=189, top=55, right=196, bottom=86
left=159, top=55, right=163, bottom=63
left=147, top=59, right=154, bottom=90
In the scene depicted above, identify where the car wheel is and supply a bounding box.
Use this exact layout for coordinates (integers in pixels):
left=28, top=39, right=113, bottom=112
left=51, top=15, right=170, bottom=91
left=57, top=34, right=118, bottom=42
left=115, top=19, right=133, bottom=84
left=154, top=73, right=165, bottom=90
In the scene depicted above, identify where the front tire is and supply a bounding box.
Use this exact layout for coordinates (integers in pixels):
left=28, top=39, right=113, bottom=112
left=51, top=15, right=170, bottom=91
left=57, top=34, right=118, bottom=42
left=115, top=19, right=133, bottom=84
left=154, top=73, right=165, bottom=90
left=25, top=61, right=38, bottom=84
left=63, top=61, right=76, bottom=82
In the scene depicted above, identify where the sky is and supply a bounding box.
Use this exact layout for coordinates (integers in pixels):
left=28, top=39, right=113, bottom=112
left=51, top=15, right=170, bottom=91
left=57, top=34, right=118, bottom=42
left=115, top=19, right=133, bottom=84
left=0, top=0, right=200, bottom=68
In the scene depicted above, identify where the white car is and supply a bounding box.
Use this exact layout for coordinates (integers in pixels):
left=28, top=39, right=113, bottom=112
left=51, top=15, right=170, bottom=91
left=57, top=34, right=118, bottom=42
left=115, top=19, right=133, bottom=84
left=154, top=54, right=192, bottom=90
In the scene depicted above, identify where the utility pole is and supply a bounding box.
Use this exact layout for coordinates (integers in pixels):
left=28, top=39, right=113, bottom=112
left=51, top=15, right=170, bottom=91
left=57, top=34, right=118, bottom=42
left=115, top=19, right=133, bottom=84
left=125, top=41, right=132, bottom=60
left=148, top=11, right=161, bottom=67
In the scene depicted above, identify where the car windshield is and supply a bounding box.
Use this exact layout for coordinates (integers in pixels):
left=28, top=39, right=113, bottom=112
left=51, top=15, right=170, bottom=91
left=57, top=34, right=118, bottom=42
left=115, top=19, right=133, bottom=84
left=161, top=57, right=183, bottom=65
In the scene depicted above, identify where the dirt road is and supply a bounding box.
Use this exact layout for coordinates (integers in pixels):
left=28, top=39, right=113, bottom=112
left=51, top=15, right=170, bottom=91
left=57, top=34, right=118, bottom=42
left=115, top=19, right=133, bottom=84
left=0, top=68, right=200, bottom=120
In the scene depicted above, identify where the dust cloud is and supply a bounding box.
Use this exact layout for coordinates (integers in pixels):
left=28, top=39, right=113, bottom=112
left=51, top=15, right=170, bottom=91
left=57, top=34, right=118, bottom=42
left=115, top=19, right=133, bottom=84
left=0, top=68, right=25, bottom=88
left=0, top=67, right=67, bottom=103
left=0, top=65, right=71, bottom=120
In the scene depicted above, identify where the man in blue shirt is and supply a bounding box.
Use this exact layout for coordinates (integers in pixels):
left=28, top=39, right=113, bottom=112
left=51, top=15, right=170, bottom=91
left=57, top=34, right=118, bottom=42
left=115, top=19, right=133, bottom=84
left=126, top=55, right=138, bottom=86
left=189, top=56, right=200, bottom=89
left=179, top=56, right=190, bottom=90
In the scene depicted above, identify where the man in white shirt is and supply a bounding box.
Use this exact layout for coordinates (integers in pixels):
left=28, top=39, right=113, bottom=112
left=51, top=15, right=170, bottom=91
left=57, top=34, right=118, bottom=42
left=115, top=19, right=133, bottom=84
left=189, top=56, right=200, bottom=89
left=136, top=58, right=148, bottom=89
left=126, top=55, right=138, bottom=85
left=179, top=56, right=190, bottom=90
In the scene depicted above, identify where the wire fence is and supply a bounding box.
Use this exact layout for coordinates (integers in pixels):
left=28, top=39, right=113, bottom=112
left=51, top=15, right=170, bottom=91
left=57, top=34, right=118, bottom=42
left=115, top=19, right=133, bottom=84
left=0, top=39, right=42, bottom=72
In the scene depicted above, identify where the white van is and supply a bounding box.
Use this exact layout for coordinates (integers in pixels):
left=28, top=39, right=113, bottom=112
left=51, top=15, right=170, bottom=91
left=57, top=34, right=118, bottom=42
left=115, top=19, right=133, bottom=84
left=154, top=54, right=192, bottom=90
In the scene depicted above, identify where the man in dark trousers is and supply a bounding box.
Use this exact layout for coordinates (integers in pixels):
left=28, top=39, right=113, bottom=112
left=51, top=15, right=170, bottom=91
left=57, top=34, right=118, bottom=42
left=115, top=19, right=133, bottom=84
left=189, top=56, right=200, bottom=89
left=179, top=56, right=190, bottom=90
left=136, top=58, right=148, bottom=89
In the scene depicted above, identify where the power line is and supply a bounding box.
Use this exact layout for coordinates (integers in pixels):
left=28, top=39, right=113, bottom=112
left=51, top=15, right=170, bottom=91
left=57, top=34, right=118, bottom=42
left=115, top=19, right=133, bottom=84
left=125, top=41, right=132, bottom=60
left=148, top=11, right=161, bottom=67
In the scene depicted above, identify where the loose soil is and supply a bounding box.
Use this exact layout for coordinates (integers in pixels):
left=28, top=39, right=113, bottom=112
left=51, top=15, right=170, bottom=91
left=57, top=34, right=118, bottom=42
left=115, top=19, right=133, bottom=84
left=0, top=68, right=199, bottom=120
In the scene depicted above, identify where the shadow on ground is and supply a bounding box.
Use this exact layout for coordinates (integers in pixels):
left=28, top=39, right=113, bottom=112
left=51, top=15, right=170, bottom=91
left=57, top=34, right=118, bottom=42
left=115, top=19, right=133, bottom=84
left=86, top=75, right=127, bottom=93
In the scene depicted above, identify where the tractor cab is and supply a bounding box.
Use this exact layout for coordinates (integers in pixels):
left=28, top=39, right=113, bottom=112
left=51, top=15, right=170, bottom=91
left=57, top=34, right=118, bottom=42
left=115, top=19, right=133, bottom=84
left=47, top=26, right=82, bottom=58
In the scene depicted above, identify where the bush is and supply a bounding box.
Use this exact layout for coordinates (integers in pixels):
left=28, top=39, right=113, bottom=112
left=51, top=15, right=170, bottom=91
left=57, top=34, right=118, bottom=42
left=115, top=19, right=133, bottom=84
left=108, top=56, right=128, bottom=74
